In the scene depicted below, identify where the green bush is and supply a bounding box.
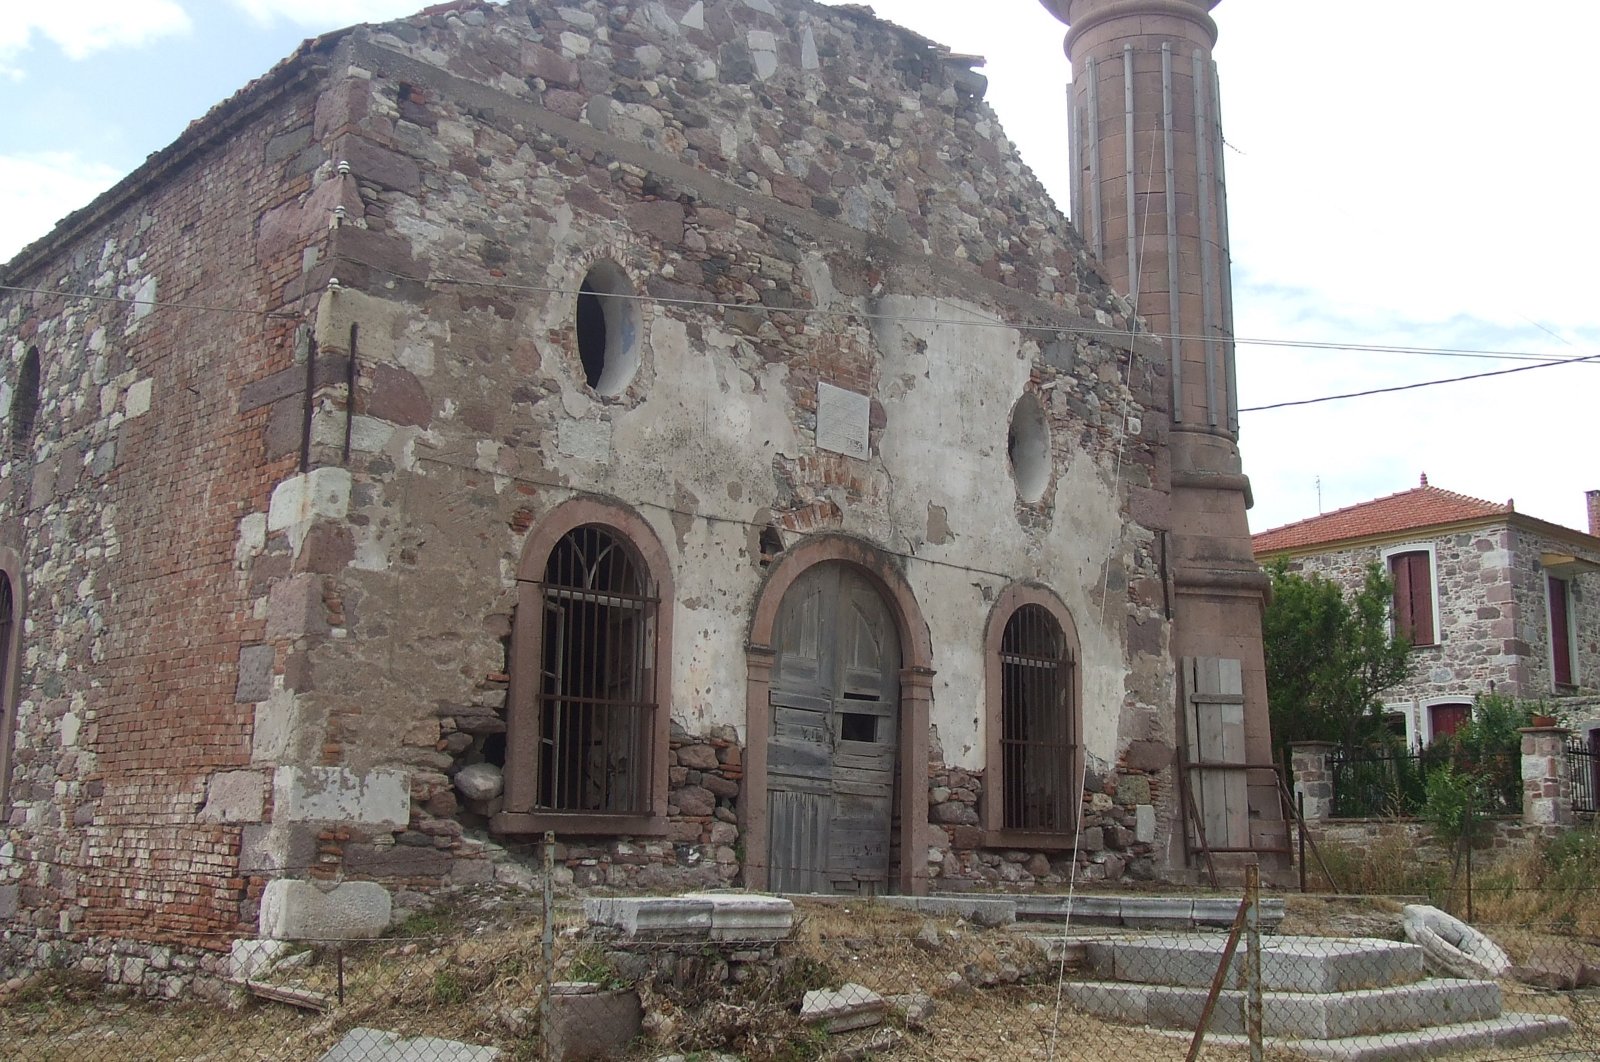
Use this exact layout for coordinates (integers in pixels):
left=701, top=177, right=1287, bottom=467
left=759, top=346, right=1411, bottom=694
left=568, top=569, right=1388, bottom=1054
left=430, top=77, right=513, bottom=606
left=1421, top=766, right=1484, bottom=849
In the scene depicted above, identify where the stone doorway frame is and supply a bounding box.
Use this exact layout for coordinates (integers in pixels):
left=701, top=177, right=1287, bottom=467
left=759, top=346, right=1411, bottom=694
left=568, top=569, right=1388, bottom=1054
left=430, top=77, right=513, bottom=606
left=742, top=534, right=934, bottom=895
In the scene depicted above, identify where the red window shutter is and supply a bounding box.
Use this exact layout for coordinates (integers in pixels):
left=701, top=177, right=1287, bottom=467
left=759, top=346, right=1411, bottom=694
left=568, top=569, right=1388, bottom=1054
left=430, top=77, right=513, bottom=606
left=1551, top=576, right=1574, bottom=686
left=1409, top=554, right=1435, bottom=645
left=1390, top=551, right=1434, bottom=645
left=1430, top=702, right=1469, bottom=741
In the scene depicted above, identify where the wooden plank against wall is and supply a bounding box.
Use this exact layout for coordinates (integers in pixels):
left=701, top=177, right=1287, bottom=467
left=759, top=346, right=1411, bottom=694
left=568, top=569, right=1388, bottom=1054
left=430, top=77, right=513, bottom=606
left=1216, top=658, right=1248, bottom=848
left=1184, top=656, right=1249, bottom=852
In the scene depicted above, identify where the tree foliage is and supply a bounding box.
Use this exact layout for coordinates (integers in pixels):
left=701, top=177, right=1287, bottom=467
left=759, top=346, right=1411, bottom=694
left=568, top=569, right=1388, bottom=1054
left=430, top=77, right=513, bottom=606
left=1263, top=560, right=1414, bottom=761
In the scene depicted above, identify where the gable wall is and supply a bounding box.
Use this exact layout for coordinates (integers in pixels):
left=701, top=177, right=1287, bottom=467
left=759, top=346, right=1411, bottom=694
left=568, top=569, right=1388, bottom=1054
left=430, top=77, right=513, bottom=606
left=236, top=0, right=1178, bottom=896
left=0, top=59, right=345, bottom=954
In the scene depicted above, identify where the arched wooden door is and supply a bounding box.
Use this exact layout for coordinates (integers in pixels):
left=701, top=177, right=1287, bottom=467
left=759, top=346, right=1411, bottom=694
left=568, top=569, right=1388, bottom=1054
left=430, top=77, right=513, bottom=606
left=767, top=563, right=900, bottom=894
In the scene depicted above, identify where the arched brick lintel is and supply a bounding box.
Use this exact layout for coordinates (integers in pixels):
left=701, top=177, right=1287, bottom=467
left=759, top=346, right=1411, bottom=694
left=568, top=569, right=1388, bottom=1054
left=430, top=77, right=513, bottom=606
left=498, top=496, right=675, bottom=835
left=742, top=533, right=934, bottom=896
left=980, top=582, right=1085, bottom=848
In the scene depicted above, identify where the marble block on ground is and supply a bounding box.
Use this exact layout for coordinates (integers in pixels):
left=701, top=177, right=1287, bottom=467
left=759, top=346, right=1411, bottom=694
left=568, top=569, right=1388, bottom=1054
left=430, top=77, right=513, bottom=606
left=681, top=892, right=795, bottom=941
left=583, top=897, right=714, bottom=938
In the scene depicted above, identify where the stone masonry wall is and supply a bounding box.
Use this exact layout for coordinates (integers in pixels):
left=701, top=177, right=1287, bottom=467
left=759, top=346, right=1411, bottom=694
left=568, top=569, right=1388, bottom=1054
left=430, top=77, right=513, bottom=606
left=241, top=0, right=1175, bottom=902
left=1509, top=525, right=1600, bottom=703
left=927, top=762, right=1161, bottom=888
left=0, top=60, right=339, bottom=950
left=1280, top=527, right=1525, bottom=718
left=2, top=0, right=1182, bottom=963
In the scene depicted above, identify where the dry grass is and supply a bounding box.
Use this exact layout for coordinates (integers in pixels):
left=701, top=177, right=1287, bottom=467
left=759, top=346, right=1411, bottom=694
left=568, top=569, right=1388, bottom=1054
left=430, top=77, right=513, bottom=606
left=3, top=888, right=1600, bottom=1061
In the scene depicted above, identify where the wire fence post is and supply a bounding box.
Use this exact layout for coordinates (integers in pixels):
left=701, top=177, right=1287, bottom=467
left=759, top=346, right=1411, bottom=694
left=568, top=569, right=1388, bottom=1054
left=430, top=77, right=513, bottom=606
left=542, top=830, right=556, bottom=1062
left=1297, top=791, right=1307, bottom=893
left=1244, top=862, right=1264, bottom=1061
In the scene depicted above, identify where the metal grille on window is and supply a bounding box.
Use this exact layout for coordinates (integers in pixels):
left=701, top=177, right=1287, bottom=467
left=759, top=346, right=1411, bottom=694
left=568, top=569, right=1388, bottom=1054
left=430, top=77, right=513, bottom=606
left=1000, top=604, right=1075, bottom=831
left=537, top=526, right=657, bottom=814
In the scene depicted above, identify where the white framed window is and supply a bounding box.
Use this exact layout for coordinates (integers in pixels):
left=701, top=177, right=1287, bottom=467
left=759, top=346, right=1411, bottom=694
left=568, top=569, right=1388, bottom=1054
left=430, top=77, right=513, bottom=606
left=1421, top=697, right=1472, bottom=746
left=1382, top=700, right=1419, bottom=749
left=1381, top=542, right=1440, bottom=648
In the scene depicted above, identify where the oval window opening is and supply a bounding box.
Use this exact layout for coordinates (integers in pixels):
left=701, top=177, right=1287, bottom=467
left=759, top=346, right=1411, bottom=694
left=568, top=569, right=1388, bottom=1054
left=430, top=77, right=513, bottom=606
left=1008, top=392, right=1050, bottom=503
left=574, top=261, right=641, bottom=397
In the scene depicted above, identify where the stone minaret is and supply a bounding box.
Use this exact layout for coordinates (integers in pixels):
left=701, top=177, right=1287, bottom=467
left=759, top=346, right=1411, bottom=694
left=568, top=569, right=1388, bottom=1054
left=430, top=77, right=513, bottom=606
left=1040, top=0, right=1285, bottom=878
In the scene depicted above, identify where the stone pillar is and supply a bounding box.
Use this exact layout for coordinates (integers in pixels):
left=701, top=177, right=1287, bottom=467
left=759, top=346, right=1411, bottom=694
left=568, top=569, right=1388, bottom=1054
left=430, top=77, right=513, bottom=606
left=1520, top=726, right=1573, bottom=831
left=1289, top=742, right=1336, bottom=823
left=1041, top=0, right=1283, bottom=878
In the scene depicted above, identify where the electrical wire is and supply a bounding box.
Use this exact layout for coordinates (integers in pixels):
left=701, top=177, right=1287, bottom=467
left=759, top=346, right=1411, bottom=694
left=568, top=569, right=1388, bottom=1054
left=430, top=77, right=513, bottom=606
left=5, top=273, right=1594, bottom=367
left=0, top=283, right=299, bottom=320
left=1239, top=350, right=1600, bottom=412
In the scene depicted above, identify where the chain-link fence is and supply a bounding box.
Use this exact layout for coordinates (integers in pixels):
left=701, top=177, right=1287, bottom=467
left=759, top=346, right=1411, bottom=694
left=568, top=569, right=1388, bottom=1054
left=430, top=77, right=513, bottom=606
left=5, top=875, right=1600, bottom=1059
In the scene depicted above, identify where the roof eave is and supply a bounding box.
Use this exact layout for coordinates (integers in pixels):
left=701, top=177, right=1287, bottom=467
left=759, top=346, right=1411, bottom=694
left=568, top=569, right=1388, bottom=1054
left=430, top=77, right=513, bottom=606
left=0, top=30, right=350, bottom=287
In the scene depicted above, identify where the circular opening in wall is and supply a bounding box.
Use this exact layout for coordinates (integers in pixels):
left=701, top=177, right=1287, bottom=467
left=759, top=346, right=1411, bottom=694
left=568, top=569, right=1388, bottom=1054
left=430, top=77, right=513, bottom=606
left=574, top=260, right=641, bottom=396
left=1008, top=392, right=1051, bottom=503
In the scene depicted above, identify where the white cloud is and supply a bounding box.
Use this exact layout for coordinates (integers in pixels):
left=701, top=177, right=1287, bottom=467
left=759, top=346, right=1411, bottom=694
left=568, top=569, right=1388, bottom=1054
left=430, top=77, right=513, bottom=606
left=227, top=0, right=444, bottom=27
left=0, top=154, right=125, bottom=264
left=0, top=2, right=191, bottom=75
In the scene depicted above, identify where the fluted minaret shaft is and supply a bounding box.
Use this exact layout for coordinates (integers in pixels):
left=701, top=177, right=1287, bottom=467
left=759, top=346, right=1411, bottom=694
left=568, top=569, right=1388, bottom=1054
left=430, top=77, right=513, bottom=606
left=1055, top=0, right=1236, bottom=435
left=1043, top=0, right=1285, bottom=883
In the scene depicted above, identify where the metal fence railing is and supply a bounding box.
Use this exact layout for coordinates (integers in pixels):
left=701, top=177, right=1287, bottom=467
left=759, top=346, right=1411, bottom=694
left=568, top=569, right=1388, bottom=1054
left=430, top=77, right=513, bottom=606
left=1331, top=745, right=1523, bottom=818
left=1570, top=738, right=1599, bottom=815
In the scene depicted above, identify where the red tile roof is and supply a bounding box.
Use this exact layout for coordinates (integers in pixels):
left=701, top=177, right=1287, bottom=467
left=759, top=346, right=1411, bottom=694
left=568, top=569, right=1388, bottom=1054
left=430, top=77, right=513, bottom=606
left=1252, top=478, right=1513, bottom=554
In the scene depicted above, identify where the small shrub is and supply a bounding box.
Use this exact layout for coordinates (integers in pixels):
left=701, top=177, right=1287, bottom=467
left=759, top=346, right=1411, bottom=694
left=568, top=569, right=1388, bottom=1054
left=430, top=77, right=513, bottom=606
left=392, top=908, right=450, bottom=938
left=431, top=969, right=467, bottom=1006
left=1421, top=766, right=1485, bottom=850
left=566, top=946, right=628, bottom=990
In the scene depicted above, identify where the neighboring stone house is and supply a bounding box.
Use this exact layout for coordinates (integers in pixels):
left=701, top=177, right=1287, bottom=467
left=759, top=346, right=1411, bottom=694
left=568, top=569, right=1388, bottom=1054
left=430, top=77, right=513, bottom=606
left=1253, top=477, right=1600, bottom=747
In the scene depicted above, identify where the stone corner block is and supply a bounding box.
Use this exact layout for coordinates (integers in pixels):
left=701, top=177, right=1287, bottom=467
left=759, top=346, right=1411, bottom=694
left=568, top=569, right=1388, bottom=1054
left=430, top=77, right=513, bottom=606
left=259, top=879, right=392, bottom=942
left=265, top=572, right=330, bottom=640
left=267, top=467, right=353, bottom=554
left=200, top=770, right=267, bottom=824
left=235, top=643, right=277, bottom=703
left=273, top=765, right=410, bottom=827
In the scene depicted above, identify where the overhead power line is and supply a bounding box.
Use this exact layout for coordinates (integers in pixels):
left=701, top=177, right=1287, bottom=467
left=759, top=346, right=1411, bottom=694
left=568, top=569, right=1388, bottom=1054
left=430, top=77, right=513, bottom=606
left=1239, top=350, right=1600, bottom=412
left=4, top=277, right=1594, bottom=370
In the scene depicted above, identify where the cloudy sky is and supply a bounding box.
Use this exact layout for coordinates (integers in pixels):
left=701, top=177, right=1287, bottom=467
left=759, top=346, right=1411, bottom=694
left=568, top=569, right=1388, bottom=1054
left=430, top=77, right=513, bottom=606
left=3, top=0, right=1596, bottom=533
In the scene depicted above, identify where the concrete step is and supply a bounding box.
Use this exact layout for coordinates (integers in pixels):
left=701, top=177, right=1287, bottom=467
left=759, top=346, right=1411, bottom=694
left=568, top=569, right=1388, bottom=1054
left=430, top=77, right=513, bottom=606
left=1062, top=977, right=1502, bottom=1038
left=1193, top=1014, right=1574, bottom=1061
left=1086, top=934, right=1425, bottom=992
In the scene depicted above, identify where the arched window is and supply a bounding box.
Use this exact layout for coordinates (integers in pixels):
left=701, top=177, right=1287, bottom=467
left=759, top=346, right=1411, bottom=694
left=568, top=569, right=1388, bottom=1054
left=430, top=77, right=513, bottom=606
left=537, top=526, right=654, bottom=813
left=0, top=558, right=21, bottom=813
left=496, top=500, right=672, bottom=835
left=983, top=587, right=1081, bottom=843
left=9, top=347, right=40, bottom=460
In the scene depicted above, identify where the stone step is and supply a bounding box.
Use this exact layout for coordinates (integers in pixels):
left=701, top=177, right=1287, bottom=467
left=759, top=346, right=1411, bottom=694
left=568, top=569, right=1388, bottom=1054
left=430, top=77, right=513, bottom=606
left=1063, top=977, right=1502, bottom=1038
left=1086, top=934, right=1425, bottom=992
left=1191, top=1014, right=1574, bottom=1061
left=1013, top=894, right=1287, bottom=930
left=876, top=893, right=1288, bottom=931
